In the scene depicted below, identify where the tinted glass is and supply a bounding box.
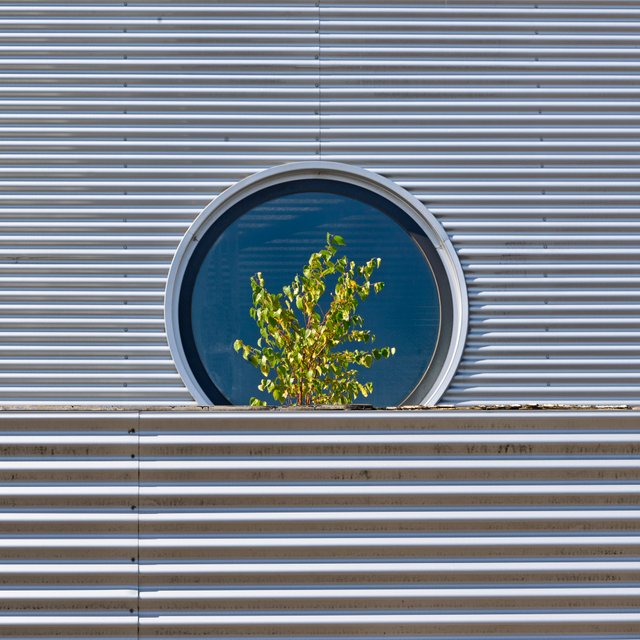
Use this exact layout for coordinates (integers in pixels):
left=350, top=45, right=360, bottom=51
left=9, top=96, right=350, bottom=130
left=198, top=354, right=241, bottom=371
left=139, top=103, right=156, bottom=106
left=185, top=181, right=441, bottom=406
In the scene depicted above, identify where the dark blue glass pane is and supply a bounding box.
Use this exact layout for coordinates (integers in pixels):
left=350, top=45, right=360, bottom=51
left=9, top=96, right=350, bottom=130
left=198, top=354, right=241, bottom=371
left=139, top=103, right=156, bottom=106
left=190, top=189, right=440, bottom=406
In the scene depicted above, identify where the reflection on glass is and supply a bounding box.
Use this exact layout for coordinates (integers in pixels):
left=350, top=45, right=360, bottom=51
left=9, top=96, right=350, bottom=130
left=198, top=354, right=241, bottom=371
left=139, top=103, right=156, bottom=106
left=191, top=189, right=440, bottom=406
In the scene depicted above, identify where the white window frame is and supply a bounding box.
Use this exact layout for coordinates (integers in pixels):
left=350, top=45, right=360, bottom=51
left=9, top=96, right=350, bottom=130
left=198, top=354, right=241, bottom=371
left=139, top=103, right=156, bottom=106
left=165, top=161, right=468, bottom=405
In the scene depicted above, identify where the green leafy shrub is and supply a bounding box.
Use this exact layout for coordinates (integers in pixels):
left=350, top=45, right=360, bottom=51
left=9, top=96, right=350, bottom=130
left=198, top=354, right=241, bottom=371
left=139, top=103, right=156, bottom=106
left=233, top=233, right=395, bottom=406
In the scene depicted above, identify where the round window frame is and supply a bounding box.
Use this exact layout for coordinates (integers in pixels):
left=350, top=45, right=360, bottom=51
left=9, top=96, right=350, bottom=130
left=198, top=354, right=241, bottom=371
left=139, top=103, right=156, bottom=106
left=165, top=161, right=468, bottom=406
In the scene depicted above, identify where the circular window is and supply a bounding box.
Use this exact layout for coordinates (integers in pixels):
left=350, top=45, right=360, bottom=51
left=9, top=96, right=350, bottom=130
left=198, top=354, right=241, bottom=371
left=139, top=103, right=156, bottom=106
left=166, top=162, right=467, bottom=406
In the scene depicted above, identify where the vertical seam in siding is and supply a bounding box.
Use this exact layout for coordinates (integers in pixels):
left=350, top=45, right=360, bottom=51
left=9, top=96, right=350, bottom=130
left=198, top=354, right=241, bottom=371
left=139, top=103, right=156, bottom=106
left=136, top=409, right=141, bottom=638
left=318, top=0, right=322, bottom=160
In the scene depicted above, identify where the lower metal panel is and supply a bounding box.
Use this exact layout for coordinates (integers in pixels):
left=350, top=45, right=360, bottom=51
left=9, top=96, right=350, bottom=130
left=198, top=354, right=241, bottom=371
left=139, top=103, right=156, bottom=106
left=1, top=409, right=638, bottom=637
left=0, top=411, right=138, bottom=637
left=137, top=410, right=640, bottom=638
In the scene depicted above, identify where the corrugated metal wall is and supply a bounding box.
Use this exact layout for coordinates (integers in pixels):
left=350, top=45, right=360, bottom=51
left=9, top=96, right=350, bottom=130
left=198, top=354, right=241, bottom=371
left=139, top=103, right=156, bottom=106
left=0, top=411, right=139, bottom=637
left=3, top=409, right=640, bottom=636
left=2, top=0, right=640, bottom=405
left=319, top=0, right=640, bottom=406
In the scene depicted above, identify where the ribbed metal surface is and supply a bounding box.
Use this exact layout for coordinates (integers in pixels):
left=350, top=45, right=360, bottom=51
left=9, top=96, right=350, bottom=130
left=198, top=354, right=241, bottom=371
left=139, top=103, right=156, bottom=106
left=2, top=408, right=639, bottom=636
left=2, top=0, right=640, bottom=404
left=137, top=409, right=640, bottom=637
left=0, top=411, right=138, bottom=637
left=0, top=0, right=319, bottom=405
left=317, top=0, right=640, bottom=405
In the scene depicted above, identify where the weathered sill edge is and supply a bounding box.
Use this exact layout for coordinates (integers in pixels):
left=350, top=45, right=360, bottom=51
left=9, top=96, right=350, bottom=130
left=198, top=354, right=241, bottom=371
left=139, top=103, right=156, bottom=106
left=0, top=404, right=638, bottom=412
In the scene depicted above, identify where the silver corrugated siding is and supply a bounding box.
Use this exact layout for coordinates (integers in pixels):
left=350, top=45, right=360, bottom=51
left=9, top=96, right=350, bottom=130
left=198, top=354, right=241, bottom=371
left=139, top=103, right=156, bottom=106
left=1, top=0, right=640, bottom=403
left=0, top=411, right=139, bottom=637
left=0, top=0, right=320, bottom=405
left=3, top=409, right=640, bottom=636
left=318, top=0, right=640, bottom=405
left=139, top=409, right=640, bottom=638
